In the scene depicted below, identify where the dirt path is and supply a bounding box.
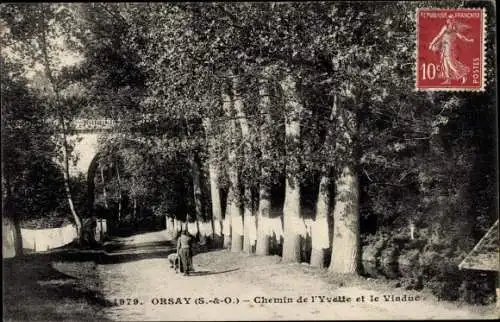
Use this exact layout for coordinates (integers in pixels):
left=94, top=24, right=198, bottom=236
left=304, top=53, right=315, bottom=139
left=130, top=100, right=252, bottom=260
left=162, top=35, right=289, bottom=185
left=95, top=231, right=497, bottom=321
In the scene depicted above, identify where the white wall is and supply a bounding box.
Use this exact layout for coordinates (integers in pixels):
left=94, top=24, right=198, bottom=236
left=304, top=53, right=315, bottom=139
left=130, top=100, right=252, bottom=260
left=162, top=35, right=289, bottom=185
left=22, top=224, right=77, bottom=252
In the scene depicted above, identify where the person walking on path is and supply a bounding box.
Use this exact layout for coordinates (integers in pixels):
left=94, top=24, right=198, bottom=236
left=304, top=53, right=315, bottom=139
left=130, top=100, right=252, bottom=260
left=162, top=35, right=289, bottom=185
left=177, top=229, right=193, bottom=276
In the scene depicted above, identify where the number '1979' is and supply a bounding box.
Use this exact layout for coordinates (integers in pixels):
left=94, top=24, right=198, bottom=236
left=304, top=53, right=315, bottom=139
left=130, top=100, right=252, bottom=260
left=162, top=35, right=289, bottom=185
left=113, top=298, right=143, bottom=306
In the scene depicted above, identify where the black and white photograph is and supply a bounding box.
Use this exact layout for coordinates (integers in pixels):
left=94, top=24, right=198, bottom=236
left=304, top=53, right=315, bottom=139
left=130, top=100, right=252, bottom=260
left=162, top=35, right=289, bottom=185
left=1, top=1, right=498, bottom=321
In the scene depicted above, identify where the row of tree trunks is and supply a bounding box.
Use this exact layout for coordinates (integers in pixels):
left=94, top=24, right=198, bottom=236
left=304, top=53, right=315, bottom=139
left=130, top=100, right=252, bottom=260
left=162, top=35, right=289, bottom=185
left=205, top=72, right=360, bottom=274
left=205, top=70, right=275, bottom=255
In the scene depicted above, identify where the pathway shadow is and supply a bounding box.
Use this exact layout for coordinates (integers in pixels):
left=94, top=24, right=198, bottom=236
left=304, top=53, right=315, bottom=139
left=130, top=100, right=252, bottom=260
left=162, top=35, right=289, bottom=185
left=98, top=248, right=177, bottom=265
left=188, top=268, right=240, bottom=276
left=104, top=240, right=176, bottom=252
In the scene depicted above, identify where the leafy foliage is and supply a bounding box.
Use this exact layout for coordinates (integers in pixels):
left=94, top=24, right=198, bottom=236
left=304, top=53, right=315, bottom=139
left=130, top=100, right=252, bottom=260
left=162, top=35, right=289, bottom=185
left=1, top=58, right=65, bottom=220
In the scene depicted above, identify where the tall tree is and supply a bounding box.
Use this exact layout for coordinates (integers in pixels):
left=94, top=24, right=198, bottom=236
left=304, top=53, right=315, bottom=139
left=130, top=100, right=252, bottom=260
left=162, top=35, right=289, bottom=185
left=280, top=72, right=304, bottom=262
left=310, top=94, right=338, bottom=267
left=232, top=73, right=256, bottom=253
left=203, top=117, right=224, bottom=245
left=222, top=80, right=244, bottom=252
left=255, top=70, right=274, bottom=255
left=1, top=3, right=86, bottom=239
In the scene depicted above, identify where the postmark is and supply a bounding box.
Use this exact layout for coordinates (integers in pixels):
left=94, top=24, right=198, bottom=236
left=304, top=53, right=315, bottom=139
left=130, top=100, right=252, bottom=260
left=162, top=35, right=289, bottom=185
left=416, top=8, right=486, bottom=91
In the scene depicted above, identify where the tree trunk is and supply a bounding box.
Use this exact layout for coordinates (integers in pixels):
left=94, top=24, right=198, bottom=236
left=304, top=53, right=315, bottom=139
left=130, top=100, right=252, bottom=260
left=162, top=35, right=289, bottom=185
left=311, top=94, right=337, bottom=268
left=208, top=162, right=222, bottom=244
left=1, top=159, right=6, bottom=213
left=117, top=197, right=122, bottom=223
left=61, top=138, right=83, bottom=241
left=256, top=72, right=273, bottom=256
left=280, top=73, right=303, bottom=263
left=242, top=187, right=253, bottom=253
left=203, top=118, right=223, bottom=246
left=167, top=217, right=174, bottom=232
left=2, top=163, right=23, bottom=257
left=223, top=221, right=232, bottom=248
left=87, top=156, right=99, bottom=218
left=13, top=214, right=23, bottom=257
left=56, top=108, right=82, bottom=242
left=329, top=107, right=360, bottom=274
left=310, top=175, right=330, bottom=267
left=283, top=176, right=302, bottom=262
left=329, top=165, right=359, bottom=273
left=132, top=197, right=137, bottom=224
left=232, top=74, right=254, bottom=254
left=256, top=186, right=271, bottom=255
left=189, top=153, right=204, bottom=237
left=227, top=151, right=243, bottom=252
left=195, top=219, right=201, bottom=237
left=116, top=165, right=122, bottom=223
left=222, top=79, right=243, bottom=252
left=100, top=164, right=109, bottom=209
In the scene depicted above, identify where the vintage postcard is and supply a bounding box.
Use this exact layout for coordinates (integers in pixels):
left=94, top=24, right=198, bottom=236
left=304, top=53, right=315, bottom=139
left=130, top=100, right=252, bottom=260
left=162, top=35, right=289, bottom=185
left=2, top=1, right=498, bottom=321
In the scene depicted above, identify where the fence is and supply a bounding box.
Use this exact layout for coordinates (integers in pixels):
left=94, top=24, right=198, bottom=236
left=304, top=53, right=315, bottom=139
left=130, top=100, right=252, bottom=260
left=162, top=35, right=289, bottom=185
left=21, top=224, right=77, bottom=252
left=162, top=214, right=329, bottom=249
left=20, top=218, right=108, bottom=252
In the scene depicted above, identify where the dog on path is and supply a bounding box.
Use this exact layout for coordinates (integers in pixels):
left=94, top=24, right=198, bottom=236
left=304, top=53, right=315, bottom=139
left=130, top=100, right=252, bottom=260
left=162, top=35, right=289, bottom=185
left=167, top=253, right=180, bottom=273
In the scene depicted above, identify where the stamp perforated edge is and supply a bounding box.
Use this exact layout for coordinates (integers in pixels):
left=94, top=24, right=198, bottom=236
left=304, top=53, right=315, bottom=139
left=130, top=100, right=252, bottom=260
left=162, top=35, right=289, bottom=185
left=414, top=7, right=487, bottom=92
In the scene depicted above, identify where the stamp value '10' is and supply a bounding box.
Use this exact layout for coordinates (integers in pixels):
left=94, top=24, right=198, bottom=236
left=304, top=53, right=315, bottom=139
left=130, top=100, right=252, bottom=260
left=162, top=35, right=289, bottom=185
left=416, top=8, right=486, bottom=91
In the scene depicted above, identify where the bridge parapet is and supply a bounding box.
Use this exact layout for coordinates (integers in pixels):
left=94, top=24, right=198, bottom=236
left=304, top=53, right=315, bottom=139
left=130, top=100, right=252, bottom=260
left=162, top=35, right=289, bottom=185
left=49, top=114, right=166, bottom=133
left=72, top=118, right=117, bottom=132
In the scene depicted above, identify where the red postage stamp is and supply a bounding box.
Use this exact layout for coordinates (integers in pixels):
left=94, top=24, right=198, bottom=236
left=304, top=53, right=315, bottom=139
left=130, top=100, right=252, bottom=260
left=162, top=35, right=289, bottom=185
left=416, top=8, right=486, bottom=91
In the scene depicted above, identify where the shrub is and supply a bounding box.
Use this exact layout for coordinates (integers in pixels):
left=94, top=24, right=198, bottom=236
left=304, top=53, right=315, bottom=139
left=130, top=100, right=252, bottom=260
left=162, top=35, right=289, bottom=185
left=379, top=245, right=400, bottom=279
left=398, top=248, right=422, bottom=290
left=361, top=232, right=389, bottom=277
left=419, top=249, right=463, bottom=300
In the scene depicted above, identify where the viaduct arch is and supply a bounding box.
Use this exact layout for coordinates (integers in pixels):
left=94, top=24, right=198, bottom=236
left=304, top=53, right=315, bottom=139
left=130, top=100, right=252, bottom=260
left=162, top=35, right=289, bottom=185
left=59, top=116, right=170, bottom=217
